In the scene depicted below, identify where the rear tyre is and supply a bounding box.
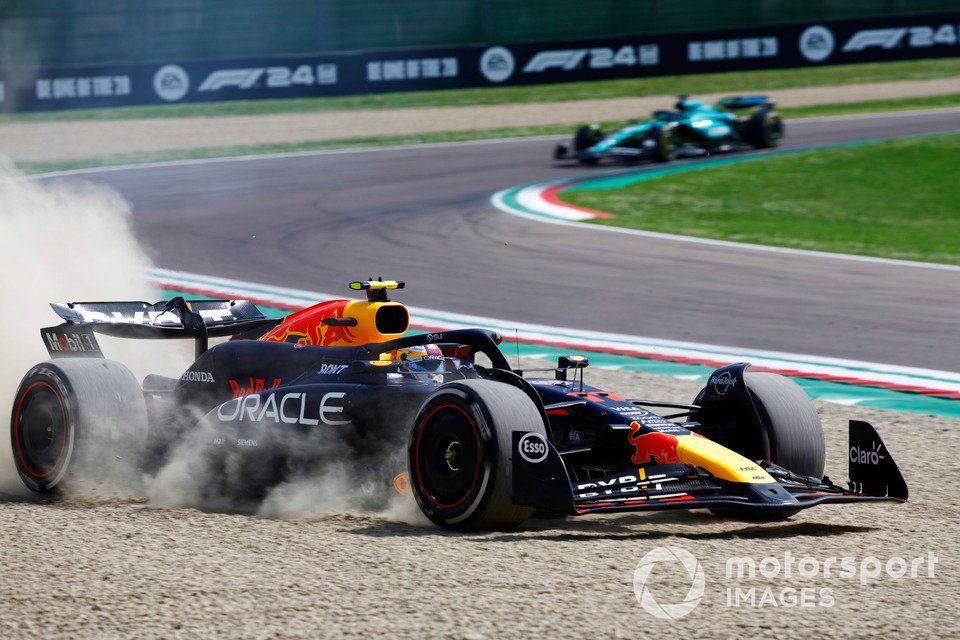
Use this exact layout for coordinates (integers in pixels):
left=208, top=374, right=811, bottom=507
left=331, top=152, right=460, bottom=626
left=10, top=359, right=147, bottom=494
left=741, top=111, right=783, bottom=149
left=409, top=379, right=546, bottom=531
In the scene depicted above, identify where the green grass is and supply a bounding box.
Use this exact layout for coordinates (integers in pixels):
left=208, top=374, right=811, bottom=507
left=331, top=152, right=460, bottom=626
left=19, top=93, right=960, bottom=175
left=778, top=92, right=960, bottom=119
left=561, top=132, right=960, bottom=265
left=5, top=58, right=960, bottom=123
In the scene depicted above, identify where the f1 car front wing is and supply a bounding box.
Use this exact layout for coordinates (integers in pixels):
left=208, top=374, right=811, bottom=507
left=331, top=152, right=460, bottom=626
left=511, top=420, right=907, bottom=516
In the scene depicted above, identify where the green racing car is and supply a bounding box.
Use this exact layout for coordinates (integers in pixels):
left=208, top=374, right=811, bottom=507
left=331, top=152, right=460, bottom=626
left=554, top=94, right=784, bottom=165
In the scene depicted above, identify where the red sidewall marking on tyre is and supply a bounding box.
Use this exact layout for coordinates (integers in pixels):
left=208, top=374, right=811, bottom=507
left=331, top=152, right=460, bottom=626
left=413, top=402, right=482, bottom=511
left=13, top=380, right=66, bottom=479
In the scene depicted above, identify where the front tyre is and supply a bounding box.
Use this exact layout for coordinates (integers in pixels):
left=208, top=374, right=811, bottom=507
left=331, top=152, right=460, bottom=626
left=648, top=126, right=675, bottom=163
left=696, top=370, right=823, bottom=520
left=573, top=124, right=604, bottom=152
left=409, top=379, right=546, bottom=531
left=744, top=372, right=824, bottom=478
left=10, top=359, right=147, bottom=494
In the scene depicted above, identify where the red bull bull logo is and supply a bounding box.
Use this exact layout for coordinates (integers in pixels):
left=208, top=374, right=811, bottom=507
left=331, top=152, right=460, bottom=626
left=260, top=300, right=358, bottom=346
left=628, top=422, right=681, bottom=465
left=259, top=297, right=409, bottom=347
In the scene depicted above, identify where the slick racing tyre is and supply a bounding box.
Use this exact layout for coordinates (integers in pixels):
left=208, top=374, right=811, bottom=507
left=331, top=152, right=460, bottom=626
left=697, top=372, right=823, bottom=520
left=695, top=372, right=825, bottom=478
left=648, top=126, right=674, bottom=163
left=741, top=111, right=783, bottom=149
left=743, top=372, right=825, bottom=478
left=574, top=124, right=604, bottom=164
left=10, top=359, right=147, bottom=493
left=409, top=379, right=547, bottom=531
left=574, top=124, right=604, bottom=152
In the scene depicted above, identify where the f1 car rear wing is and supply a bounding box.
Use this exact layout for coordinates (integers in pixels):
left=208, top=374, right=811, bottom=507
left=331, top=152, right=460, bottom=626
left=42, top=297, right=278, bottom=359
left=719, top=95, right=774, bottom=110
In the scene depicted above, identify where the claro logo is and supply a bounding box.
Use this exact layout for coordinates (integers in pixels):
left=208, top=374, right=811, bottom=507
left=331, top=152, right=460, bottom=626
left=217, top=392, right=348, bottom=426
left=843, top=24, right=959, bottom=52
left=850, top=441, right=885, bottom=465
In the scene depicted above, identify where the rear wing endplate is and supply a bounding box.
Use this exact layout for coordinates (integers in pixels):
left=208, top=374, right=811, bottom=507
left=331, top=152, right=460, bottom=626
left=42, top=296, right=278, bottom=359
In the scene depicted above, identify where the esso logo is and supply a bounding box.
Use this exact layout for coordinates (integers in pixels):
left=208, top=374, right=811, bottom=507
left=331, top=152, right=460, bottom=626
left=518, top=432, right=548, bottom=463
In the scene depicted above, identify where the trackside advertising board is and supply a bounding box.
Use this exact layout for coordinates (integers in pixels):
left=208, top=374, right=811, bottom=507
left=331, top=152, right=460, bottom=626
left=2, top=12, right=960, bottom=112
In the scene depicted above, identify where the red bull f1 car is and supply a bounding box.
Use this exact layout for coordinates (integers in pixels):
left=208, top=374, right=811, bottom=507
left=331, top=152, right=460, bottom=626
left=11, top=279, right=906, bottom=530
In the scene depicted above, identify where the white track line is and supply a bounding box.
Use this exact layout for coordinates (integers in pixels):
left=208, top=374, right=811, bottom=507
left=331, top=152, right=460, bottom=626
left=151, top=268, right=960, bottom=397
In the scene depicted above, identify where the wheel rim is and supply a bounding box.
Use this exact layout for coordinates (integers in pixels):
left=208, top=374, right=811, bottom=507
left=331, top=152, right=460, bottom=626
left=413, top=403, right=482, bottom=510
left=13, top=382, right=68, bottom=479
left=444, top=439, right=462, bottom=472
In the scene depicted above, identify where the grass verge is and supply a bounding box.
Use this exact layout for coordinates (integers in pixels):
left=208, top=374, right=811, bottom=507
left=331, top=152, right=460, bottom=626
left=19, top=93, right=960, bottom=175
left=560, top=132, right=960, bottom=265
left=5, top=58, right=960, bottom=123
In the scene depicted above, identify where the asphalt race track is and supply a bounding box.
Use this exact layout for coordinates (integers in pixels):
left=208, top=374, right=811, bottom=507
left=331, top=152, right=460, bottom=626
left=59, top=109, right=960, bottom=371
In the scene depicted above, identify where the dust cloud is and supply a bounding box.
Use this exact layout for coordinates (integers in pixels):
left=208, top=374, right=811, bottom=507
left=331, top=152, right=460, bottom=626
left=0, top=159, right=155, bottom=495
left=0, top=159, right=418, bottom=523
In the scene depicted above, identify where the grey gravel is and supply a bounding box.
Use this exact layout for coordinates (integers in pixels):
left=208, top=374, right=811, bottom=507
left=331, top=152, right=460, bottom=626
left=1, top=366, right=957, bottom=638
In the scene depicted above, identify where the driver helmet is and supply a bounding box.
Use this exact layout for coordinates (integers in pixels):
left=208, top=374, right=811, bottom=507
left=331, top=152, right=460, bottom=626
left=381, top=344, right=446, bottom=381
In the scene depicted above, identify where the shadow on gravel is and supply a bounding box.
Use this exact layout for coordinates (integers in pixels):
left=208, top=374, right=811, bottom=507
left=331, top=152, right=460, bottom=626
left=480, top=522, right=875, bottom=544
left=346, top=513, right=875, bottom=542
left=0, top=492, right=58, bottom=505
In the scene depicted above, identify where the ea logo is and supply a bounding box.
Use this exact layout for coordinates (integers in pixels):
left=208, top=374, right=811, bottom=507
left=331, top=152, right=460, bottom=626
left=633, top=546, right=705, bottom=620
left=153, top=64, right=190, bottom=102
left=517, top=432, right=548, bottom=463
left=479, top=46, right=515, bottom=83
left=799, top=25, right=835, bottom=62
